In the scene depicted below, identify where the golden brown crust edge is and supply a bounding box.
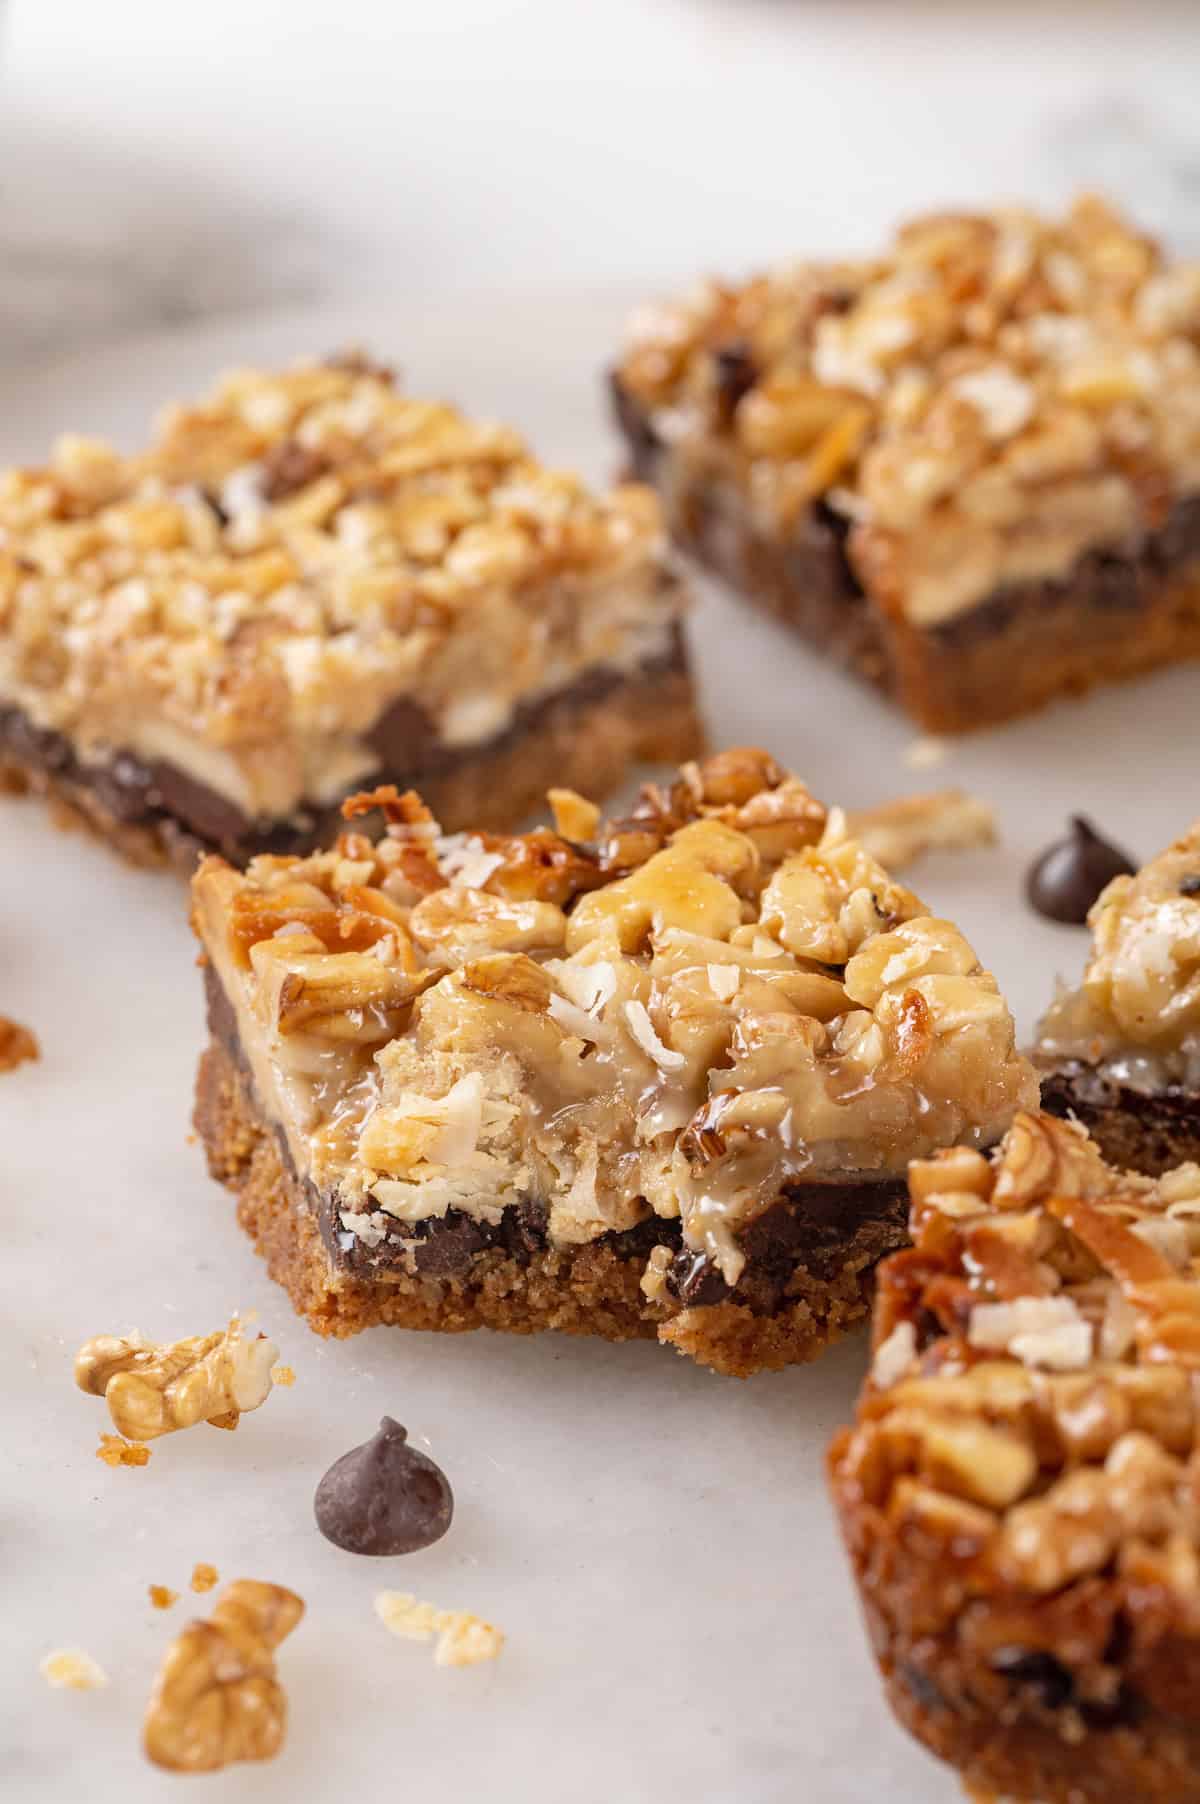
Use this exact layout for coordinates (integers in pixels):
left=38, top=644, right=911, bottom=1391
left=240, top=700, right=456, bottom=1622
left=193, top=1037, right=884, bottom=1377
left=828, top=1435, right=1200, bottom=1803
left=1, top=664, right=705, bottom=873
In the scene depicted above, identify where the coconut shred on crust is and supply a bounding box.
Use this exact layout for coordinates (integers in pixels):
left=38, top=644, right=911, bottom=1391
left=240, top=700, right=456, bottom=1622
left=191, top=749, right=1035, bottom=1288
left=0, top=356, right=680, bottom=822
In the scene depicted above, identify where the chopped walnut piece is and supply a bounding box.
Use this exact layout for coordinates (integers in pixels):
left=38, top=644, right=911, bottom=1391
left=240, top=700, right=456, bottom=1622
left=190, top=1563, right=219, bottom=1595
left=75, top=1318, right=278, bottom=1442
left=143, top=1579, right=304, bottom=1773
left=40, top=1648, right=107, bottom=1691
left=96, top=1432, right=152, bottom=1468
left=374, top=1591, right=504, bottom=1667
left=845, top=790, right=996, bottom=872
left=0, top=1014, right=38, bottom=1072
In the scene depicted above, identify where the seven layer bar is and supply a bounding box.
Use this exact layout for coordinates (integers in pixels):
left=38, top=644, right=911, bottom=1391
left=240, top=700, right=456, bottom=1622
left=612, top=195, right=1200, bottom=731
left=190, top=748, right=1035, bottom=1377
left=0, top=355, right=699, bottom=867
left=830, top=1110, right=1200, bottom=1803
left=1036, top=820, right=1200, bottom=1174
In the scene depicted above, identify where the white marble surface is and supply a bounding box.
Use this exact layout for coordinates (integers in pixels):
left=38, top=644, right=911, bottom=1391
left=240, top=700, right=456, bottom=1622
left=4, top=7, right=1200, bottom=1800
left=0, top=0, right=1199, bottom=360
left=3, top=292, right=1200, bottom=1804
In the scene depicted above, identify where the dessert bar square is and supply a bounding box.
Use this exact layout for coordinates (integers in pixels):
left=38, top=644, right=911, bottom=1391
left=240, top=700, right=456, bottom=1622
left=190, top=748, right=1034, bottom=1377
left=830, top=1110, right=1200, bottom=1803
left=1036, top=820, right=1200, bottom=1174
left=611, top=196, right=1200, bottom=732
left=0, top=355, right=700, bottom=868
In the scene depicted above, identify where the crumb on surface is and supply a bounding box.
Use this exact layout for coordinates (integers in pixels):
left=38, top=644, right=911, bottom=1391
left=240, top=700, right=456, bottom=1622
left=148, top=1585, right=178, bottom=1611
left=96, top=1432, right=151, bottom=1468
left=374, top=1590, right=504, bottom=1667
left=903, top=736, right=949, bottom=770
left=190, top=1562, right=219, bottom=1594
left=0, top=1014, right=39, bottom=1072
left=40, top=1648, right=107, bottom=1690
left=270, top=1364, right=296, bottom=1387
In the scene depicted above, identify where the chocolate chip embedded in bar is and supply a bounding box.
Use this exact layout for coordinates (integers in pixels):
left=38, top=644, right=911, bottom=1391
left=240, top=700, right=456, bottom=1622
left=0, top=357, right=700, bottom=869
left=612, top=196, right=1200, bottom=732
left=1034, top=818, right=1200, bottom=1173
left=829, top=1110, right=1200, bottom=1804
left=190, top=747, right=1036, bottom=1378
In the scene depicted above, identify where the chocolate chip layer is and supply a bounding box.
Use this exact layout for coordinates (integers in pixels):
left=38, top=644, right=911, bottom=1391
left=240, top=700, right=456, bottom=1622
left=1, top=625, right=690, bottom=867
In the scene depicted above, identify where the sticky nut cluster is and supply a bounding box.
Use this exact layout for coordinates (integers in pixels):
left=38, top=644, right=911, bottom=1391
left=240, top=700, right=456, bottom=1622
left=198, top=750, right=1033, bottom=1280
left=841, top=1111, right=1200, bottom=1613
left=75, top=1317, right=278, bottom=1441
left=143, top=1579, right=304, bottom=1772
left=0, top=356, right=669, bottom=757
left=619, top=195, right=1200, bottom=625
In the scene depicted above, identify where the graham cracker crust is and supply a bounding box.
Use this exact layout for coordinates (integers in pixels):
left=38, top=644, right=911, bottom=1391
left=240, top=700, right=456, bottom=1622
left=194, top=1035, right=892, bottom=1378
left=1, top=662, right=704, bottom=873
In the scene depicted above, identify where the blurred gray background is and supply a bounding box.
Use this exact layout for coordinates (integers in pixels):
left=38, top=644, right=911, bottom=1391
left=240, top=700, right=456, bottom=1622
left=0, top=0, right=1197, bottom=362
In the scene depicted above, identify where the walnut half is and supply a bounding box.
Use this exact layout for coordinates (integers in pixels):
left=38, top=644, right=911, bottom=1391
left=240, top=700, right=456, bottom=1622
left=143, top=1579, right=304, bottom=1773
left=75, top=1317, right=278, bottom=1442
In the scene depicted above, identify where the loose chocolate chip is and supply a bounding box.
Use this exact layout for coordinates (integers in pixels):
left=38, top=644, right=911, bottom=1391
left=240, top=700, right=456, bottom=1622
left=712, top=340, right=757, bottom=421
left=314, top=1418, right=453, bottom=1557
left=1180, top=874, right=1200, bottom=897
left=1025, top=816, right=1137, bottom=925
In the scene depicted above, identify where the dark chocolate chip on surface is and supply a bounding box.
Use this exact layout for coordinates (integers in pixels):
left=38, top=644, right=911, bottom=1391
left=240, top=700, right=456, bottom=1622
left=1025, top=816, right=1137, bottom=925
left=314, top=1417, right=453, bottom=1556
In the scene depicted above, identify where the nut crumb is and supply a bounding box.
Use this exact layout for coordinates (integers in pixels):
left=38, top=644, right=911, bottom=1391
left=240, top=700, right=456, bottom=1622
left=374, top=1590, right=504, bottom=1667
left=40, top=1648, right=107, bottom=1690
left=270, top=1364, right=296, bottom=1387
left=190, top=1562, right=219, bottom=1594
left=143, top=1578, right=304, bottom=1772
left=0, top=1014, right=39, bottom=1072
left=846, top=790, right=996, bottom=872
left=96, top=1432, right=151, bottom=1468
left=75, top=1316, right=278, bottom=1442
left=904, top=737, right=948, bottom=771
left=148, top=1585, right=178, bottom=1610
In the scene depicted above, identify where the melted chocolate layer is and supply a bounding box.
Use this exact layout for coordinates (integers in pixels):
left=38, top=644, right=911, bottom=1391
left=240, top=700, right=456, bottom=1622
left=2, top=626, right=687, bottom=866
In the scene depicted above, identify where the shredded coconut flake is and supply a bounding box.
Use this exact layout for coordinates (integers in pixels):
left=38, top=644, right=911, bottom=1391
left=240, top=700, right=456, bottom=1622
left=623, top=999, right=686, bottom=1071
left=968, top=1295, right=1093, bottom=1371
left=871, top=1320, right=917, bottom=1388
left=707, top=963, right=741, bottom=1002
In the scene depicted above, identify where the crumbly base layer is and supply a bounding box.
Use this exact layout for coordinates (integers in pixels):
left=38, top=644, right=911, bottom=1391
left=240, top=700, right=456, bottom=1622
left=193, top=1036, right=901, bottom=1377
left=0, top=654, right=704, bottom=871
left=613, top=377, right=1200, bottom=733
left=829, top=1436, right=1200, bottom=1803
left=1039, top=1064, right=1200, bottom=1177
